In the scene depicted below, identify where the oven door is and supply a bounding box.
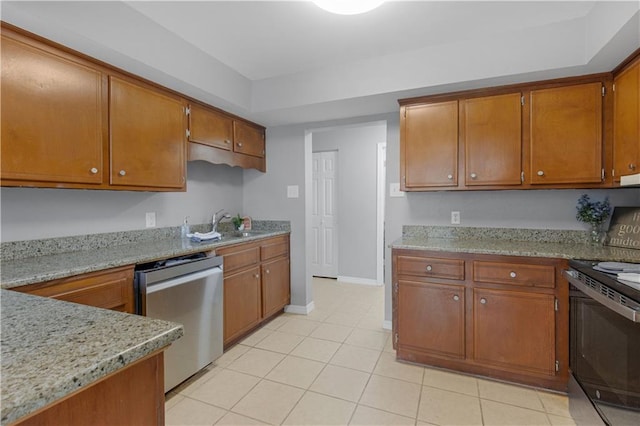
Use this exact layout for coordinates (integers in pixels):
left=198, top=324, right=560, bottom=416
left=570, top=288, right=640, bottom=424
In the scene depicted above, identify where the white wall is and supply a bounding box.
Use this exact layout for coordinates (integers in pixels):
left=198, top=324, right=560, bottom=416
left=0, top=161, right=243, bottom=242
left=312, top=123, right=386, bottom=281
left=242, top=125, right=312, bottom=311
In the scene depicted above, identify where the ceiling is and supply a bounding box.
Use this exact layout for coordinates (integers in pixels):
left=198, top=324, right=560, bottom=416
left=2, top=1, right=640, bottom=127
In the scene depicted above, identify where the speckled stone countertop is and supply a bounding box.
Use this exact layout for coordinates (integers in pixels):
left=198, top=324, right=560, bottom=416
left=0, top=290, right=183, bottom=425
left=392, top=226, right=640, bottom=263
left=1, top=221, right=290, bottom=289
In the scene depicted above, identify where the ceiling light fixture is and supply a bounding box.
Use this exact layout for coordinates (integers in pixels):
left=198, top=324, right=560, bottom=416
left=313, top=0, right=385, bottom=15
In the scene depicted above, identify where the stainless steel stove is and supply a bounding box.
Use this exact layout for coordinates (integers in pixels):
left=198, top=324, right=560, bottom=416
left=564, top=260, right=640, bottom=426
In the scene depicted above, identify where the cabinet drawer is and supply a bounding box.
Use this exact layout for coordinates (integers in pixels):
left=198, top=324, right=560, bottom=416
left=15, top=266, right=135, bottom=313
left=219, top=245, right=260, bottom=274
left=473, top=261, right=555, bottom=288
left=397, top=256, right=464, bottom=280
left=261, top=236, right=289, bottom=261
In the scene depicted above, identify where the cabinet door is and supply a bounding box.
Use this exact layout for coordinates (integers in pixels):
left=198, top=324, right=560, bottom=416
left=109, top=76, right=186, bottom=189
left=613, top=59, right=640, bottom=180
left=15, top=266, right=135, bottom=314
left=261, top=257, right=290, bottom=319
left=401, top=101, right=458, bottom=189
left=188, top=104, right=233, bottom=151
left=464, top=93, right=522, bottom=186
left=473, top=288, right=556, bottom=376
left=397, top=280, right=465, bottom=358
left=223, top=266, right=262, bottom=345
left=529, top=82, right=603, bottom=184
left=233, top=121, right=265, bottom=158
left=1, top=32, right=104, bottom=185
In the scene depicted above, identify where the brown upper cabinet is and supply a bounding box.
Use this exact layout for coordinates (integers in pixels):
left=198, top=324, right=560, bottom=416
left=462, top=93, right=523, bottom=187
left=188, top=104, right=233, bottom=151
left=400, top=101, right=459, bottom=189
left=1, top=23, right=266, bottom=191
left=1, top=29, right=106, bottom=186
left=188, top=103, right=266, bottom=172
left=529, top=82, right=604, bottom=185
left=109, top=76, right=186, bottom=190
left=400, top=74, right=611, bottom=191
left=613, top=54, right=640, bottom=182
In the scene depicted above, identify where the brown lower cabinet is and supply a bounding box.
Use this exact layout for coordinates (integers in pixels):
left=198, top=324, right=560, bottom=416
left=217, top=235, right=290, bottom=347
left=13, top=352, right=165, bottom=426
left=392, top=249, right=569, bottom=391
left=13, top=265, right=135, bottom=314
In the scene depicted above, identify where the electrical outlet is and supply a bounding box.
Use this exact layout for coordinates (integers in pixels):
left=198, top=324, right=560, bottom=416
left=451, top=211, right=461, bottom=225
left=145, top=212, right=156, bottom=228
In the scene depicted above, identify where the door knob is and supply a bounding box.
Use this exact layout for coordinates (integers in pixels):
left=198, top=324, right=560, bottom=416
left=510, top=271, right=517, bottom=278
left=119, top=170, right=126, bottom=176
left=470, top=173, right=477, bottom=179
left=90, top=167, right=98, bottom=174
left=453, top=295, right=460, bottom=301
left=537, top=170, right=545, bottom=176
left=480, top=298, right=487, bottom=305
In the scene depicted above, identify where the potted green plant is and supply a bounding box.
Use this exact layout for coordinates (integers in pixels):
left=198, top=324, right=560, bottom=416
left=231, top=214, right=244, bottom=234
left=576, top=194, right=611, bottom=245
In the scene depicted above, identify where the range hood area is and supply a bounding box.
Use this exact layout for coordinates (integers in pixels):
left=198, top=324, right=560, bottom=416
left=621, top=173, right=640, bottom=186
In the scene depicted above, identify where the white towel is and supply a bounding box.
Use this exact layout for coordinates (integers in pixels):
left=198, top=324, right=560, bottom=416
left=187, top=231, right=221, bottom=242
left=617, top=273, right=640, bottom=283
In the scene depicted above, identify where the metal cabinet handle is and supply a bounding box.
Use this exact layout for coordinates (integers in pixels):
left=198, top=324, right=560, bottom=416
left=537, top=170, right=544, bottom=176
left=254, top=273, right=260, bottom=279
left=224, top=139, right=231, bottom=144
left=90, top=167, right=99, bottom=174
left=630, top=164, right=637, bottom=171
left=426, top=265, right=433, bottom=272
left=453, top=295, right=460, bottom=301
left=237, top=142, right=243, bottom=147
left=470, top=173, right=477, bottom=179
left=480, top=298, right=487, bottom=305
left=510, top=271, right=517, bottom=278
left=447, top=174, right=453, bottom=180
left=119, top=170, right=126, bottom=176
left=266, top=269, right=270, bottom=274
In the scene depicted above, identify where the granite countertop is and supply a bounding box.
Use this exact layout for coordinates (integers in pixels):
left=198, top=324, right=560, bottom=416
left=391, top=226, right=640, bottom=263
left=0, top=290, right=183, bottom=425
left=1, top=229, right=289, bottom=289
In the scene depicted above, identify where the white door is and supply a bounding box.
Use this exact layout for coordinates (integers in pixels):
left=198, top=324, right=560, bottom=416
left=311, top=151, right=338, bottom=278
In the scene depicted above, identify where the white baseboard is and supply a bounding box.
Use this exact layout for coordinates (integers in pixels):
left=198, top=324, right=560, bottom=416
left=382, top=320, right=392, bottom=330
left=337, top=275, right=383, bottom=286
left=285, top=301, right=315, bottom=315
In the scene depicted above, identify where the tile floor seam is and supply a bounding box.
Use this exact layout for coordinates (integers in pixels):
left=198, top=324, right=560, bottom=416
left=478, top=395, right=551, bottom=415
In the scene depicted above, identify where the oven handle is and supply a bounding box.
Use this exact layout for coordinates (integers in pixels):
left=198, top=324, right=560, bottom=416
left=563, top=269, right=639, bottom=323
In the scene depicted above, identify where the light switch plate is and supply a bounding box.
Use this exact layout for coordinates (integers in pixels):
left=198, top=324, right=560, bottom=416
left=287, top=185, right=299, bottom=198
left=390, top=183, right=405, bottom=197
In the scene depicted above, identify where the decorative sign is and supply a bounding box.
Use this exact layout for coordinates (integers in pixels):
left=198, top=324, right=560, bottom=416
left=606, top=207, right=640, bottom=249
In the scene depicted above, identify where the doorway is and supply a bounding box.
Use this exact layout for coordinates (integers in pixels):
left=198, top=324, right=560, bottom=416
left=311, top=150, right=339, bottom=278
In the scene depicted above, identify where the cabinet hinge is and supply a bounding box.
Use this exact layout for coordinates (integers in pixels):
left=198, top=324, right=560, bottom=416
left=394, top=333, right=399, bottom=345
left=554, top=298, right=558, bottom=312
left=186, top=129, right=191, bottom=139
left=520, top=95, right=525, bottom=106
left=520, top=171, right=525, bottom=183
left=601, top=168, right=605, bottom=182
left=612, top=83, right=616, bottom=92
left=403, top=109, right=406, bottom=119
left=185, top=106, right=191, bottom=116
left=555, top=360, right=560, bottom=372
left=402, top=175, right=406, bottom=183
left=602, top=86, right=606, bottom=97
left=394, top=282, right=399, bottom=294
left=612, top=169, right=616, bottom=178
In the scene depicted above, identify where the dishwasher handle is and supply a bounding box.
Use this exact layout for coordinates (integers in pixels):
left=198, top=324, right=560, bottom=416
left=145, top=267, right=222, bottom=295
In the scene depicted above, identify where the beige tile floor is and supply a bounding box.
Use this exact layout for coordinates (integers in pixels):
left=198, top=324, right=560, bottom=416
left=165, top=277, right=599, bottom=426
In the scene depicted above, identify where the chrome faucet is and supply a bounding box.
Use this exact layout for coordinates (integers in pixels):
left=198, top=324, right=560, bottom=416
left=212, top=209, right=230, bottom=233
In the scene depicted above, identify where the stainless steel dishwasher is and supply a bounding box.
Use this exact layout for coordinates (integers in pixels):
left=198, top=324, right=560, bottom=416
left=135, top=252, right=223, bottom=392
